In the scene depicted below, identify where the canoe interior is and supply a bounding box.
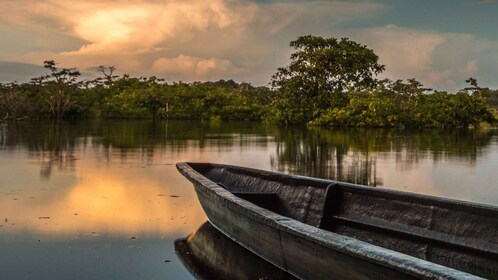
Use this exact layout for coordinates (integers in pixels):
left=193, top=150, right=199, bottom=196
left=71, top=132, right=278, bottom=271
left=189, top=163, right=498, bottom=279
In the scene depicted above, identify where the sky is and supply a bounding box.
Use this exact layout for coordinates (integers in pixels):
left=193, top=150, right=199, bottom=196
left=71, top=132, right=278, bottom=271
left=1, top=0, right=498, bottom=91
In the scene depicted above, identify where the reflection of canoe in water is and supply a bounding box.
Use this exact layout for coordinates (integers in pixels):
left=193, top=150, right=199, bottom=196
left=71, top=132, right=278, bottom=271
left=175, top=222, right=297, bottom=280
left=177, top=162, right=498, bottom=280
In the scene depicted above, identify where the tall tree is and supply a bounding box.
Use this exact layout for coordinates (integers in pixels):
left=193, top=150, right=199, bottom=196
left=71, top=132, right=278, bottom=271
left=270, top=35, right=385, bottom=125
left=33, top=60, right=81, bottom=122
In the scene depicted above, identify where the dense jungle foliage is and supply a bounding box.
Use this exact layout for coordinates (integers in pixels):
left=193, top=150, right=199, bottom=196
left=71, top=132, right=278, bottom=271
left=0, top=63, right=272, bottom=122
left=1, top=36, right=497, bottom=128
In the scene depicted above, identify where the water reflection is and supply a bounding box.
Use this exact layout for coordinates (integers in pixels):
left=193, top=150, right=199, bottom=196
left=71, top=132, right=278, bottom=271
left=176, top=222, right=296, bottom=280
left=0, top=163, right=206, bottom=236
left=2, top=121, right=497, bottom=236
left=1, top=120, right=497, bottom=200
left=0, top=120, right=273, bottom=179
left=0, top=120, right=497, bottom=279
left=271, top=127, right=497, bottom=186
left=271, top=128, right=382, bottom=185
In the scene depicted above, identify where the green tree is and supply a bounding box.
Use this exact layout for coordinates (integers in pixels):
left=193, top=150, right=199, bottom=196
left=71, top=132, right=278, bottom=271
left=0, top=82, right=31, bottom=120
left=33, top=60, right=81, bottom=122
left=269, top=35, right=385, bottom=125
left=136, top=77, right=166, bottom=121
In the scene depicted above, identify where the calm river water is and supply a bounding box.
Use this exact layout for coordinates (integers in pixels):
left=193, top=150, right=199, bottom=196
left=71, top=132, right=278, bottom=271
left=0, top=120, right=497, bottom=279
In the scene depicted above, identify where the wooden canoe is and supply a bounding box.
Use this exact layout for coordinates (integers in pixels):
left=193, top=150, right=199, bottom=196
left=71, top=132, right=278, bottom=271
left=175, top=222, right=297, bottom=280
left=176, top=162, right=498, bottom=280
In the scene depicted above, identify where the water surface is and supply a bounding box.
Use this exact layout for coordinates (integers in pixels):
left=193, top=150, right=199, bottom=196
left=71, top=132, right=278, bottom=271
left=0, top=120, right=497, bottom=279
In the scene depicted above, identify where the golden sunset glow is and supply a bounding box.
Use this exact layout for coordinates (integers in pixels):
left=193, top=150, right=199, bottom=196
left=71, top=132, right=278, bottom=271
left=75, top=9, right=141, bottom=43
left=0, top=165, right=206, bottom=236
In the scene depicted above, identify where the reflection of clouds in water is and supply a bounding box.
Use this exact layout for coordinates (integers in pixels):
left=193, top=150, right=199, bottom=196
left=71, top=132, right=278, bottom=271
left=0, top=164, right=206, bottom=236
left=376, top=157, right=439, bottom=195
left=1, top=121, right=498, bottom=239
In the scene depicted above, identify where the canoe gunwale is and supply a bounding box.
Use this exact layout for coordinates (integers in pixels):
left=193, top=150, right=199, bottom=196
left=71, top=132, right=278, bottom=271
left=176, top=162, right=485, bottom=280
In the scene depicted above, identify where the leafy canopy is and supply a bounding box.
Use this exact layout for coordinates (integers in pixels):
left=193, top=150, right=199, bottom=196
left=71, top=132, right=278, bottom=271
left=270, top=35, right=385, bottom=125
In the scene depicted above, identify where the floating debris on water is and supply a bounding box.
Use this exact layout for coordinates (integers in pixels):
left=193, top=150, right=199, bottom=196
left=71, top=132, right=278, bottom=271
left=4, top=218, right=7, bottom=223
left=129, top=236, right=137, bottom=240
left=170, top=195, right=179, bottom=198
left=163, top=260, right=171, bottom=263
left=38, top=217, right=50, bottom=219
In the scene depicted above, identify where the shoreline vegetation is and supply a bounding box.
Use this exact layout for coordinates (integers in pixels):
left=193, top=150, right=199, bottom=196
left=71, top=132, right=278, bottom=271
left=1, top=36, right=497, bottom=128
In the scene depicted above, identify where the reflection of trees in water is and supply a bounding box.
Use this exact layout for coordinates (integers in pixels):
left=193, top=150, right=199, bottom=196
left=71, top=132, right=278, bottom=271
left=1, top=121, right=496, bottom=182
left=271, top=127, right=497, bottom=186
left=37, top=126, right=78, bottom=179
left=91, top=120, right=272, bottom=166
left=375, top=129, right=496, bottom=171
left=0, top=122, right=6, bottom=146
left=271, top=128, right=381, bottom=186
left=0, top=122, right=78, bottom=179
left=0, top=120, right=271, bottom=179
left=390, top=129, right=495, bottom=166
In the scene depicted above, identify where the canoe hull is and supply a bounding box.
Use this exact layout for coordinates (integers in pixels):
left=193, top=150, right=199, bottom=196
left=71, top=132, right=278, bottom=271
left=194, top=186, right=417, bottom=280
left=178, top=162, right=485, bottom=280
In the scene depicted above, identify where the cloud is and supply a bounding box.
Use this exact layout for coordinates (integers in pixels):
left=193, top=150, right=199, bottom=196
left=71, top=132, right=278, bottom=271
left=0, top=61, right=45, bottom=83
left=6, top=0, right=496, bottom=91
left=0, top=0, right=387, bottom=83
left=354, top=25, right=489, bottom=90
left=152, top=55, right=236, bottom=79
left=358, top=25, right=446, bottom=77
left=0, top=0, right=492, bottom=91
left=64, top=1, right=258, bottom=55
left=1, top=0, right=257, bottom=54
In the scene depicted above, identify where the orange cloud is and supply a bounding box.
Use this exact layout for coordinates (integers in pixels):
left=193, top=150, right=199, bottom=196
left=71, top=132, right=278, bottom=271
left=0, top=0, right=388, bottom=83
left=152, top=55, right=235, bottom=78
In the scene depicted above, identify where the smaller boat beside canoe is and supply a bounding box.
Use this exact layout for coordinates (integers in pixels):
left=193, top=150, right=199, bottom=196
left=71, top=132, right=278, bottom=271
left=176, top=162, right=498, bottom=280
left=175, top=222, right=297, bottom=280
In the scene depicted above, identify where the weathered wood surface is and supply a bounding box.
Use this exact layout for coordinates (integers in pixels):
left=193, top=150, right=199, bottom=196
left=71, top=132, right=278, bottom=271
left=177, top=162, right=497, bottom=280
left=175, top=222, right=296, bottom=280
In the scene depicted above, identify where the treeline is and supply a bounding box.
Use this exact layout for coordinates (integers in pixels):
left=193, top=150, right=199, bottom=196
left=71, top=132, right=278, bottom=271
left=0, top=63, right=271, bottom=122
left=268, top=35, right=497, bottom=128
left=309, top=79, right=497, bottom=128
left=1, top=35, right=497, bottom=128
